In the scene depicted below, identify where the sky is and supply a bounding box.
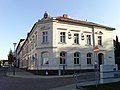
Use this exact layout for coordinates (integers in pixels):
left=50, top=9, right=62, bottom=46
left=0, top=0, right=120, bottom=60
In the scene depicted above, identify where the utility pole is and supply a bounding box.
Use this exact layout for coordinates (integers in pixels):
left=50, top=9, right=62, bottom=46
left=13, top=43, right=17, bottom=75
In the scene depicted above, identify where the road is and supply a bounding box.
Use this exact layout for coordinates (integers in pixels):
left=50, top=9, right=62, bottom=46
left=0, top=67, right=75, bottom=90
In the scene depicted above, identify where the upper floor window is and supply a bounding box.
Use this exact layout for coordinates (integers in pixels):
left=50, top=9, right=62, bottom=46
left=33, top=38, right=35, bottom=49
left=74, top=33, right=79, bottom=44
left=87, top=53, right=92, bottom=64
left=60, top=32, right=66, bottom=43
left=98, top=36, right=102, bottom=46
left=74, top=52, right=80, bottom=64
left=42, top=31, right=48, bottom=43
left=86, top=35, right=91, bottom=45
left=35, top=35, right=37, bottom=47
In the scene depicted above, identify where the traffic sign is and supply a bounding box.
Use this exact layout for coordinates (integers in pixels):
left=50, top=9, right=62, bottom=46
left=93, top=46, right=99, bottom=53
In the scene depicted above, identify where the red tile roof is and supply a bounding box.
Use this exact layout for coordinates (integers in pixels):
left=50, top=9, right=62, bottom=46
left=55, top=16, right=115, bottom=30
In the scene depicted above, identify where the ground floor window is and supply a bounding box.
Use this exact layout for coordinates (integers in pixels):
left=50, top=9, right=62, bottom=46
left=87, top=53, right=92, bottom=64
left=74, top=52, right=80, bottom=64
left=41, top=52, right=49, bottom=65
left=60, top=51, right=66, bottom=64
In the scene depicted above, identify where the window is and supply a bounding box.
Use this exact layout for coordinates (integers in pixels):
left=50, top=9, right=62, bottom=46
left=42, top=31, right=48, bottom=43
left=60, top=52, right=66, bottom=64
left=41, top=52, right=49, bottom=65
left=35, top=35, right=37, bottom=47
left=74, top=52, right=80, bottom=64
left=60, top=32, right=66, bottom=43
left=31, top=39, right=34, bottom=49
left=74, top=34, right=79, bottom=44
left=34, top=53, right=37, bottom=67
left=33, top=38, right=35, bottom=49
left=86, top=35, right=91, bottom=45
left=98, top=36, right=102, bottom=45
left=31, top=55, right=35, bottom=67
left=87, top=53, right=92, bottom=64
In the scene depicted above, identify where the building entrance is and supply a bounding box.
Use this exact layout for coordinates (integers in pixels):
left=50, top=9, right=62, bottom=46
left=98, top=53, right=104, bottom=65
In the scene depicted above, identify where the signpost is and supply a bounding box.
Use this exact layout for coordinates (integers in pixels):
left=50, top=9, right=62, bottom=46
left=93, top=46, right=99, bottom=87
left=60, top=56, right=66, bottom=76
left=93, top=46, right=99, bottom=53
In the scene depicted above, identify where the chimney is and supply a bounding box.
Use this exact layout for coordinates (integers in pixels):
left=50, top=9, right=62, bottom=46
left=63, top=14, right=69, bottom=18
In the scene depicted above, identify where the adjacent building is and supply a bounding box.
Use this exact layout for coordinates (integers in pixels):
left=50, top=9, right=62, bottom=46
left=16, top=12, right=117, bottom=75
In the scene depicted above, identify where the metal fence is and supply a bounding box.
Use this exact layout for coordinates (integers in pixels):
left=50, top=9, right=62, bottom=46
left=73, top=70, right=120, bottom=89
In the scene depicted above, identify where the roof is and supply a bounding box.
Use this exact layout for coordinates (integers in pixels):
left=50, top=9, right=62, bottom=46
left=55, top=15, right=115, bottom=30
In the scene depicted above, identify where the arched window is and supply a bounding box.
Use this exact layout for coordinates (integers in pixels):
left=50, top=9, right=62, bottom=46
left=87, top=53, right=92, bottom=64
left=74, top=52, right=80, bottom=64
left=41, top=52, right=49, bottom=65
left=60, top=51, right=66, bottom=64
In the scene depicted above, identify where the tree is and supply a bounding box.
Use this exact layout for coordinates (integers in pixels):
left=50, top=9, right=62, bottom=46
left=8, top=49, right=14, bottom=65
left=114, top=36, right=120, bottom=70
left=115, top=36, right=120, bottom=57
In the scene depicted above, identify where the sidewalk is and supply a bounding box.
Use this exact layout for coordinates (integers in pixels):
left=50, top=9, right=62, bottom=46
left=50, top=81, right=96, bottom=90
left=7, top=68, right=73, bottom=79
left=7, top=68, right=96, bottom=90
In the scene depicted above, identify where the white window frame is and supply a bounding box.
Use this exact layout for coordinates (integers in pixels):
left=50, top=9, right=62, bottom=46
left=60, top=51, right=66, bottom=64
left=98, top=36, right=102, bottom=46
left=35, top=35, right=37, bottom=47
left=86, top=35, right=91, bottom=45
left=60, top=32, right=66, bottom=43
left=74, top=52, right=80, bottom=64
left=42, top=31, right=48, bottom=43
left=41, top=52, right=49, bottom=65
left=74, top=33, right=79, bottom=44
left=87, top=53, right=92, bottom=64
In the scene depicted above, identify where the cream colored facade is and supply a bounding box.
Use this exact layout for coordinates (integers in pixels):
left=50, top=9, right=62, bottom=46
left=16, top=13, right=116, bottom=75
left=16, top=39, right=25, bottom=68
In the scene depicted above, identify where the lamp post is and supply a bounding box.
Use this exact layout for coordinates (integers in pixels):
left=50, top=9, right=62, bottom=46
left=60, top=56, right=66, bottom=76
left=93, top=46, right=99, bottom=87
left=92, top=26, right=99, bottom=86
left=13, top=43, right=17, bottom=75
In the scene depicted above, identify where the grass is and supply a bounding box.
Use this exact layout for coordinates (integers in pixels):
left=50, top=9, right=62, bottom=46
left=83, top=82, right=120, bottom=90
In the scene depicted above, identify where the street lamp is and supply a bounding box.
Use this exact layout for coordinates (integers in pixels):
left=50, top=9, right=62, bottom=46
left=13, top=43, right=17, bottom=75
left=60, top=56, right=66, bottom=76
left=93, top=46, right=99, bottom=87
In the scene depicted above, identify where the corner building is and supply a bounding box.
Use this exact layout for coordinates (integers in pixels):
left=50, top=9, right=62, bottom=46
left=17, top=12, right=116, bottom=75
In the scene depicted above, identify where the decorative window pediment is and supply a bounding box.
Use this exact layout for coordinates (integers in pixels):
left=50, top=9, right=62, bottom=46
left=95, top=31, right=103, bottom=35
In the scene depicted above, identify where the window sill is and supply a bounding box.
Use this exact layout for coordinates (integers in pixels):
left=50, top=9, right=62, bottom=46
left=41, top=42, right=49, bottom=44
left=85, top=44, right=92, bottom=46
left=72, top=43, right=80, bottom=45
left=59, top=64, right=67, bottom=66
left=74, top=64, right=81, bottom=66
left=58, top=42, right=66, bottom=44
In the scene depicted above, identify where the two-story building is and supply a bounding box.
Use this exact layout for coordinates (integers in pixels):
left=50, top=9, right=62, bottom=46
left=16, top=12, right=117, bottom=75
left=16, top=39, right=25, bottom=68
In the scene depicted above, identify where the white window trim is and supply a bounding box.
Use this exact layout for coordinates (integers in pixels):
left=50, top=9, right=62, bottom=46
left=73, top=33, right=80, bottom=44
left=42, top=31, right=49, bottom=44
left=58, top=32, right=66, bottom=44
left=86, top=35, right=91, bottom=45
left=74, top=52, right=80, bottom=65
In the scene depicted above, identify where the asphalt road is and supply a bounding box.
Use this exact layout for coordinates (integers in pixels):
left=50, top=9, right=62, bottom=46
left=0, top=76, right=75, bottom=90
